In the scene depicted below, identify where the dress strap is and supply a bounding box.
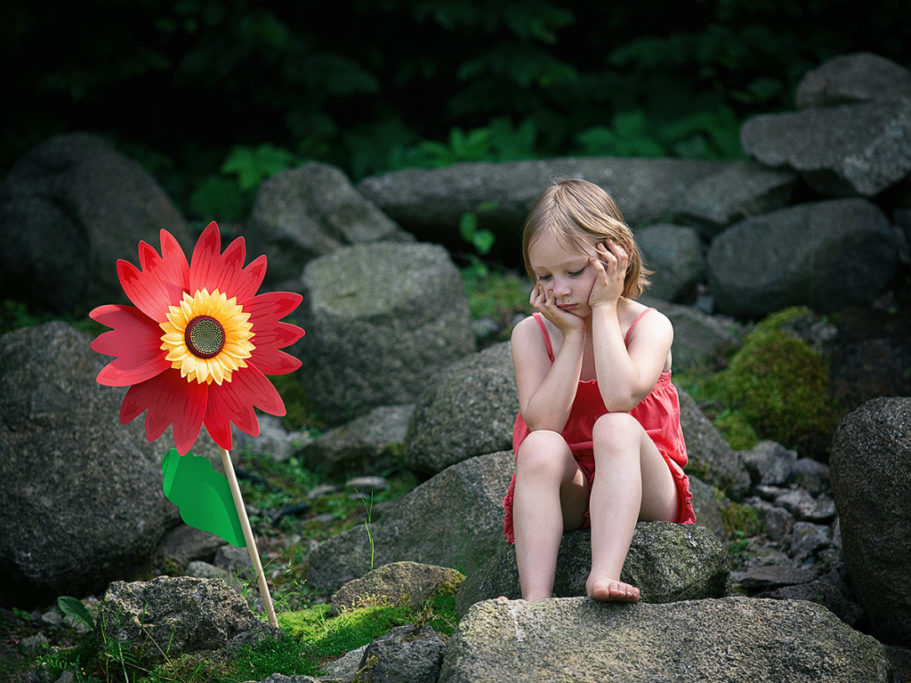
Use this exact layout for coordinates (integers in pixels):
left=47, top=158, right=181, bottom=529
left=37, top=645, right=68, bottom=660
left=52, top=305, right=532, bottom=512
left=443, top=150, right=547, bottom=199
left=532, top=312, right=555, bottom=362
left=624, top=307, right=655, bottom=346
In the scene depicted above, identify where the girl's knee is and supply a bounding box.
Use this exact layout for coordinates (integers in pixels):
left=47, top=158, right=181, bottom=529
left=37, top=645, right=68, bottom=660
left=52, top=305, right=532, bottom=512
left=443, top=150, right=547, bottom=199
left=592, top=412, right=641, bottom=444
left=516, top=430, right=571, bottom=475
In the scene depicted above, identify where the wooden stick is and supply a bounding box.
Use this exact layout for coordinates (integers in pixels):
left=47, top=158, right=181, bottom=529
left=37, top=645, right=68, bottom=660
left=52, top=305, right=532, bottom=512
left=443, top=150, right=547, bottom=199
left=220, top=447, right=278, bottom=628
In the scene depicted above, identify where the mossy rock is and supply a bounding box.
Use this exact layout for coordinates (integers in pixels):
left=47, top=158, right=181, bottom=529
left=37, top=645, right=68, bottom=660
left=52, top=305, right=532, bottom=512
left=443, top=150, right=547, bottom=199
left=707, top=307, right=839, bottom=459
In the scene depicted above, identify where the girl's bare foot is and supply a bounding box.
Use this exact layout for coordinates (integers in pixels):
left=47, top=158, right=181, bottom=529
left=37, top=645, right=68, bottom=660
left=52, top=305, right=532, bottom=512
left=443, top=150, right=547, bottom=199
left=586, top=575, right=640, bottom=603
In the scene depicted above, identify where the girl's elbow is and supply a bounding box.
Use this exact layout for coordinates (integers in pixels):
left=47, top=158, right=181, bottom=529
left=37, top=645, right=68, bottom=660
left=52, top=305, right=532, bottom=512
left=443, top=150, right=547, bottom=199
left=602, top=393, right=643, bottom=413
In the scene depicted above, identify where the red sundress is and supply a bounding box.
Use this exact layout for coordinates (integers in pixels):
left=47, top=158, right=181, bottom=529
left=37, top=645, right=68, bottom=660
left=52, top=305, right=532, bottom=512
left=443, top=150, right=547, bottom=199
left=503, top=308, right=696, bottom=544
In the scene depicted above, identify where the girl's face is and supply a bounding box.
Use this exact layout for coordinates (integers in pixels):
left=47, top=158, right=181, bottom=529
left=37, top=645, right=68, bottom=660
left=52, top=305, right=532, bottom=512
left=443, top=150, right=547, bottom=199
left=527, top=231, right=599, bottom=315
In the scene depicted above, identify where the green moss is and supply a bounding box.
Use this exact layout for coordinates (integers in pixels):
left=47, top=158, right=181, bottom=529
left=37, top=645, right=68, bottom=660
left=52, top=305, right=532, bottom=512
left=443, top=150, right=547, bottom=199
left=278, top=587, right=459, bottom=674
left=461, top=266, right=530, bottom=339
left=719, top=500, right=763, bottom=538
left=704, top=307, right=839, bottom=458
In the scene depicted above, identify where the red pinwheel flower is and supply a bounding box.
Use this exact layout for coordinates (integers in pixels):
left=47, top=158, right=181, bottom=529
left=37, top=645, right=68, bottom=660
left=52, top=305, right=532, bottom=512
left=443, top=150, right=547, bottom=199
left=90, top=222, right=305, bottom=454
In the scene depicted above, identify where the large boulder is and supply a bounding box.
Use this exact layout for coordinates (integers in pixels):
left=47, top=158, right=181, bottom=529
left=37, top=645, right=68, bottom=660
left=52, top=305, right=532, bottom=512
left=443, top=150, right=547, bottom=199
left=0, top=322, right=202, bottom=607
left=246, top=162, right=414, bottom=286
left=305, top=451, right=514, bottom=594
left=96, top=577, right=277, bottom=662
left=356, top=157, right=726, bottom=260
left=295, top=241, right=475, bottom=425
left=0, top=132, right=189, bottom=314
left=676, top=160, right=797, bottom=238
left=635, top=225, right=705, bottom=302
left=405, top=341, right=518, bottom=475
left=639, top=297, right=743, bottom=373
left=297, top=404, right=414, bottom=477
left=740, top=100, right=911, bottom=198
left=707, top=198, right=896, bottom=317
left=795, top=52, right=911, bottom=109
left=830, top=397, right=911, bottom=645
left=439, top=596, right=890, bottom=682
left=677, top=388, right=751, bottom=500
left=455, top=523, right=729, bottom=615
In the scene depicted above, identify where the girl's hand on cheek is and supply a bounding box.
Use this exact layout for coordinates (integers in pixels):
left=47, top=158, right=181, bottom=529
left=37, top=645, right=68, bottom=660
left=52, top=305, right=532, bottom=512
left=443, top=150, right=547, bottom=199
left=530, top=283, right=584, bottom=336
left=589, top=241, right=627, bottom=307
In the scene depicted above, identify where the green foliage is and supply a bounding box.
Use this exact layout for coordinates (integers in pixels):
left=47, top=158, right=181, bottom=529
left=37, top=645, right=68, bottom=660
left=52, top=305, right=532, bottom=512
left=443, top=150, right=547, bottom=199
left=8, top=0, right=898, bottom=200
left=57, top=596, right=94, bottom=631
left=461, top=266, right=531, bottom=341
left=459, top=200, right=499, bottom=257
left=221, top=144, right=300, bottom=191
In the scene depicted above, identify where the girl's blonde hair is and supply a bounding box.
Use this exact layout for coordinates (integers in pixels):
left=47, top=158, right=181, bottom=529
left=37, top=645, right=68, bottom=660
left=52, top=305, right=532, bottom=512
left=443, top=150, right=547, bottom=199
left=522, top=178, right=652, bottom=298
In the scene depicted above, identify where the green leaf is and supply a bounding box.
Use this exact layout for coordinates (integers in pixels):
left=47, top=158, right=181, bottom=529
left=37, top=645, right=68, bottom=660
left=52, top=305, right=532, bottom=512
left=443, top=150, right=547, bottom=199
left=161, top=449, right=246, bottom=547
left=57, top=596, right=94, bottom=630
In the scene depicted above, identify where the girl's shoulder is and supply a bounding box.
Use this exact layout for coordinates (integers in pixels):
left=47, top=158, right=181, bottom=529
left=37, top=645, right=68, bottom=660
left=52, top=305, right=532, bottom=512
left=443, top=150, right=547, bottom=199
left=623, top=299, right=673, bottom=341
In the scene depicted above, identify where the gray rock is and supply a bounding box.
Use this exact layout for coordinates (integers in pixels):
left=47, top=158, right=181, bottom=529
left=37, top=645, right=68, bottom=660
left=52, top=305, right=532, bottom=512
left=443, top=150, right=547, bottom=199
left=677, top=388, right=751, bottom=500
left=232, top=414, right=309, bottom=462
left=767, top=567, right=863, bottom=626
left=405, top=342, right=517, bottom=474
left=744, top=497, right=794, bottom=542
left=439, top=596, right=890, bottom=682
left=830, top=397, right=911, bottom=644
left=636, top=224, right=705, bottom=302
left=733, top=564, right=818, bottom=590
left=356, top=157, right=727, bottom=250
left=676, top=160, right=797, bottom=237
left=95, top=577, right=278, bottom=663
left=295, top=241, right=475, bottom=424
left=796, top=52, right=911, bottom=109
left=639, top=297, right=742, bottom=373
left=322, top=645, right=367, bottom=680
left=775, top=488, right=836, bottom=522
left=455, top=523, right=729, bottom=615
left=298, top=404, right=414, bottom=476
left=306, top=451, right=514, bottom=594
left=707, top=198, right=896, bottom=316
left=247, top=162, right=413, bottom=285
left=791, top=457, right=830, bottom=496
left=156, top=525, right=224, bottom=568
left=785, top=521, right=832, bottom=564
left=0, top=132, right=189, bottom=313
left=739, top=440, right=797, bottom=486
left=330, top=561, right=464, bottom=616
left=741, top=100, right=911, bottom=197
left=686, top=476, right=727, bottom=539
left=0, top=323, right=212, bottom=607
left=357, top=624, right=447, bottom=683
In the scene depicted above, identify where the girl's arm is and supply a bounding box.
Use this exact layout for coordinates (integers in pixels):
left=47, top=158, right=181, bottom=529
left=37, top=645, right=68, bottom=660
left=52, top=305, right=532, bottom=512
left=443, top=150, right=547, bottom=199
left=512, top=289, right=585, bottom=432
left=591, top=305, right=672, bottom=412
left=588, top=241, right=673, bottom=412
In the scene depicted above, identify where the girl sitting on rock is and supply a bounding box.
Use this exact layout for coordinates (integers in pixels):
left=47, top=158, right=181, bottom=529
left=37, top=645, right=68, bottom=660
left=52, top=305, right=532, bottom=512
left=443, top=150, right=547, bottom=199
left=502, top=178, right=696, bottom=602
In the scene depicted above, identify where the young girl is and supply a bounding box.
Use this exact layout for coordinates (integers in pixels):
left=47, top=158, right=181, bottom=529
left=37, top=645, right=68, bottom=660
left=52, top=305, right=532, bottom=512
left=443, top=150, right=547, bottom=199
left=502, top=178, right=696, bottom=603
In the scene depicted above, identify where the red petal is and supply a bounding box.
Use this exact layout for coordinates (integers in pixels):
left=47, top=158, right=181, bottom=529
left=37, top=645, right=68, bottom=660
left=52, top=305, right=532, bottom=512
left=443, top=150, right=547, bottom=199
left=250, top=349, right=301, bottom=376
left=89, top=304, right=170, bottom=386
left=119, top=370, right=208, bottom=454
left=227, top=366, right=286, bottom=416
left=189, top=222, right=266, bottom=303
left=116, top=231, right=189, bottom=321
left=204, top=379, right=262, bottom=449
left=188, top=222, right=223, bottom=294
left=244, top=292, right=305, bottom=373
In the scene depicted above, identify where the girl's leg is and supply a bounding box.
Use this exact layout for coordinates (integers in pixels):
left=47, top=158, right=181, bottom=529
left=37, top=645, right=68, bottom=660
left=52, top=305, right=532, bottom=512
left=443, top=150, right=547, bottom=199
left=512, top=430, right=588, bottom=601
left=586, top=412, right=679, bottom=602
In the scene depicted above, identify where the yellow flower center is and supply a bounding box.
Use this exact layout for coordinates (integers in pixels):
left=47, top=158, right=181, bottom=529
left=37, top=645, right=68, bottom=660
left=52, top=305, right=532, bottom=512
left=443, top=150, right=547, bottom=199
left=160, top=289, right=255, bottom=385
